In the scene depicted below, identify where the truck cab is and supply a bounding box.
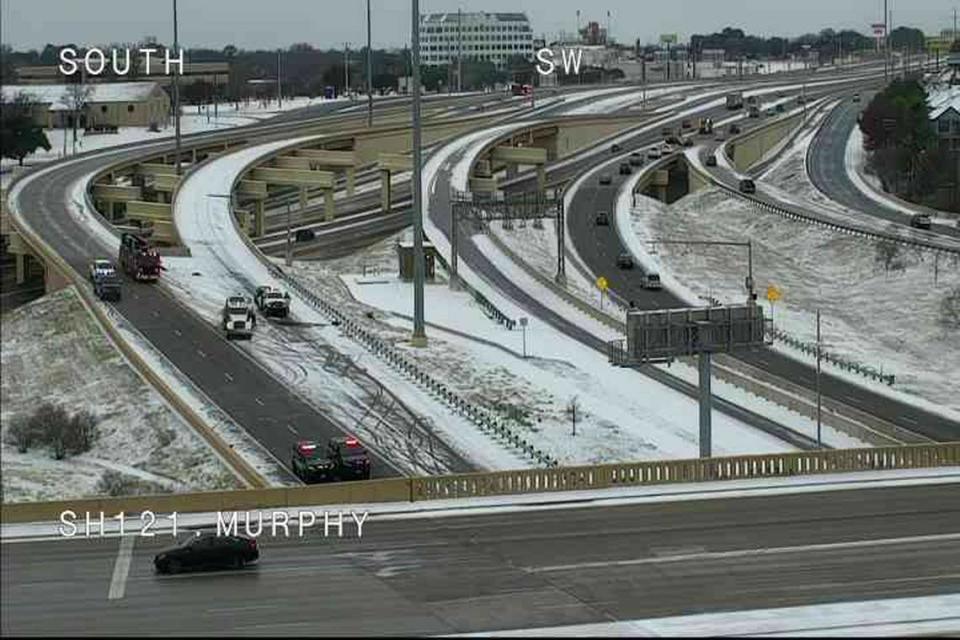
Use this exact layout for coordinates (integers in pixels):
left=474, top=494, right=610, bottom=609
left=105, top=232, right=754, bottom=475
left=118, top=233, right=161, bottom=281
left=642, top=272, right=663, bottom=290
left=222, top=295, right=255, bottom=340
left=254, top=285, right=291, bottom=318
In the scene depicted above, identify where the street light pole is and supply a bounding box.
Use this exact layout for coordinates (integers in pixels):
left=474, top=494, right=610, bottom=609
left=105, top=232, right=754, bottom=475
left=816, top=308, right=822, bottom=448
left=277, top=49, right=282, bottom=109
left=366, top=0, right=373, bottom=126
left=344, top=42, right=350, bottom=95
left=285, top=200, right=292, bottom=266
left=173, top=0, right=182, bottom=176
left=411, top=0, right=426, bottom=346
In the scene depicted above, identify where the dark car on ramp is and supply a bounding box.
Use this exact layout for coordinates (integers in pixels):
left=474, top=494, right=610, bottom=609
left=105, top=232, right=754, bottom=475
left=910, top=214, right=933, bottom=230
left=595, top=211, right=610, bottom=226
left=619, top=162, right=632, bottom=175
left=629, top=152, right=644, bottom=167
left=616, top=252, right=634, bottom=269
left=739, top=178, right=757, bottom=194
left=154, top=532, right=258, bottom=574
left=706, top=155, right=718, bottom=167
left=598, top=174, right=612, bottom=185
left=295, top=228, right=316, bottom=242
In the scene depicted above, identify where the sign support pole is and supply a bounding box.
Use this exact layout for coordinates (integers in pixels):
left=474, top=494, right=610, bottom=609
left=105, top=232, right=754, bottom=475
left=699, top=351, right=712, bottom=458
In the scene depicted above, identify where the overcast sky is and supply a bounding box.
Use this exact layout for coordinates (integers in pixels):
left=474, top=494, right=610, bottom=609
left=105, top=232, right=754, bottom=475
left=1, top=0, right=955, bottom=52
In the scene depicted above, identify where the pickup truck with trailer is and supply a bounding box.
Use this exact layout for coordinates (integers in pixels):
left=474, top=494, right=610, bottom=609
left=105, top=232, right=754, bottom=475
left=254, top=285, right=291, bottom=318
left=222, top=295, right=256, bottom=340
left=118, top=233, right=161, bottom=281
left=291, top=437, right=372, bottom=483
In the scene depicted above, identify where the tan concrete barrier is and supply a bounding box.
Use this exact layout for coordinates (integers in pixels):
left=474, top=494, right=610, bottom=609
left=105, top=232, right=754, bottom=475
left=3, top=443, right=957, bottom=523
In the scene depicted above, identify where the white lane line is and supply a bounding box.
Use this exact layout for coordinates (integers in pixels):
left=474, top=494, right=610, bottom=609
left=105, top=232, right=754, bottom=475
left=900, top=415, right=919, bottom=425
left=286, top=424, right=300, bottom=436
left=197, top=349, right=207, bottom=358
left=255, top=397, right=265, bottom=406
left=107, top=535, right=135, bottom=600
left=224, top=372, right=234, bottom=382
left=525, top=532, right=960, bottom=573
left=173, top=329, right=182, bottom=337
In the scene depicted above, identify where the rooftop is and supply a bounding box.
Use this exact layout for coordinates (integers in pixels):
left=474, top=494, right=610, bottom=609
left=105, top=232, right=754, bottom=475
left=1, top=82, right=164, bottom=109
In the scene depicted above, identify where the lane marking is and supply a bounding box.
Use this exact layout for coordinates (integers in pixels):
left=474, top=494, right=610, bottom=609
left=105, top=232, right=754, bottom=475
left=900, top=415, right=919, bottom=425
left=286, top=424, right=300, bottom=436
left=107, top=535, right=135, bottom=600
left=197, top=349, right=207, bottom=358
left=224, top=372, right=234, bottom=383
left=525, top=532, right=960, bottom=573
left=173, top=329, right=182, bottom=337
left=255, top=397, right=265, bottom=406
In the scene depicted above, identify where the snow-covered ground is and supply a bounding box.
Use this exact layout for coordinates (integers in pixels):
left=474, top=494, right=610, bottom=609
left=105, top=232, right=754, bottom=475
left=0, top=287, right=241, bottom=502
left=623, top=148, right=960, bottom=417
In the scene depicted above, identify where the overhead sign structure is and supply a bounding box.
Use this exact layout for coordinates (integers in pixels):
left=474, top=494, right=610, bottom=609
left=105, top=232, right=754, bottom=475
left=660, top=34, right=678, bottom=45
left=609, top=304, right=771, bottom=460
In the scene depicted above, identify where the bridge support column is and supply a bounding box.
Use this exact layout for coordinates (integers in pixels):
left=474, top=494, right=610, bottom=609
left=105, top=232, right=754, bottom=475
left=656, top=186, right=667, bottom=202
left=105, top=200, right=115, bottom=221
left=324, top=189, right=335, bottom=221
left=505, top=163, right=518, bottom=179
left=15, top=253, right=26, bottom=285
left=254, top=200, right=265, bottom=237
left=380, top=169, right=392, bottom=213
left=346, top=168, right=356, bottom=197
left=537, top=165, right=546, bottom=195
left=191, top=148, right=197, bottom=163
left=299, top=186, right=308, bottom=212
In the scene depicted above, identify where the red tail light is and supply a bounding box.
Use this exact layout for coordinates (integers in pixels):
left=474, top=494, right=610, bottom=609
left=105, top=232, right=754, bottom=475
left=249, top=539, right=257, bottom=549
left=345, top=438, right=360, bottom=447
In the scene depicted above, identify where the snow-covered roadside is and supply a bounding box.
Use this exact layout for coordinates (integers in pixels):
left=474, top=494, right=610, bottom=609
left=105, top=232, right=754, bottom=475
left=168, top=136, right=543, bottom=473
left=622, top=180, right=960, bottom=418
left=0, top=287, right=242, bottom=502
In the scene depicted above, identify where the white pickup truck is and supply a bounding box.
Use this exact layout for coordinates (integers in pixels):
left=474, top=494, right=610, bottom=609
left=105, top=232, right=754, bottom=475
left=222, top=295, right=256, bottom=340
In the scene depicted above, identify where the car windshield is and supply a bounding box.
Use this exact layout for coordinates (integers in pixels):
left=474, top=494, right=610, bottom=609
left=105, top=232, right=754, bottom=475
left=227, top=297, right=247, bottom=308
left=265, top=292, right=284, bottom=300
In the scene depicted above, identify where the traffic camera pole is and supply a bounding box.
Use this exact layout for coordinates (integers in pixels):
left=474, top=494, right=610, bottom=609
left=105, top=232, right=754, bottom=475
left=411, top=0, right=427, bottom=346
left=367, top=0, right=373, bottom=126
left=699, top=351, right=712, bottom=458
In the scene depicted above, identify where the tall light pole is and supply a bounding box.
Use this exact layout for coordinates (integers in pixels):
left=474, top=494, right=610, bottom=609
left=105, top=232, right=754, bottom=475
left=173, top=0, right=182, bottom=176
left=366, top=0, right=373, bottom=126
left=411, top=0, right=426, bottom=346
left=344, top=42, right=350, bottom=95
left=277, top=49, right=282, bottom=109
left=285, top=200, right=293, bottom=266
left=816, top=308, right=822, bottom=448
left=457, top=8, right=463, bottom=93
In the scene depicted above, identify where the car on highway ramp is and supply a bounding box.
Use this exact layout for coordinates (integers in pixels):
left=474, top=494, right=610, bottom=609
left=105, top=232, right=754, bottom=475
left=595, top=211, right=610, bottom=226
left=642, top=272, right=663, bottom=289
left=728, top=123, right=741, bottom=135
left=616, top=252, right=634, bottom=269
left=611, top=143, right=622, bottom=153
left=647, top=146, right=662, bottom=160
left=295, top=228, right=316, bottom=242
left=739, top=178, right=757, bottom=194
left=852, top=93, right=861, bottom=103
left=619, top=162, right=632, bottom=175
left=154, top=532, right=258, bottom=574
left=706, top=155, right=718, bottom=167
left=910, top=214, right=932, bottom=230
left=629, top=152, right=644, bottom=167
left=598, top=173, right=612, bottom=185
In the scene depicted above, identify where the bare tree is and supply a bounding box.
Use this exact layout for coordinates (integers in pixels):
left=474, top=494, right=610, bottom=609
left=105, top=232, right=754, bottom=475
left=565, top=396, right=581, bottom=436
left=61, top=84, right=94, bottom=154
left=941, top=286, right=960, bottom=330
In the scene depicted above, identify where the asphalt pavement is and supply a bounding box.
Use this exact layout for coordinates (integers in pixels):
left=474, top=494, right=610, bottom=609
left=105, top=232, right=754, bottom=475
left=2, top=482, right=958, bottom=635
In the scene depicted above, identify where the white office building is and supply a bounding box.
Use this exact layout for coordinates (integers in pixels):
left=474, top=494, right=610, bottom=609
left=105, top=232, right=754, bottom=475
left=420, top=12, right=534, bottom=68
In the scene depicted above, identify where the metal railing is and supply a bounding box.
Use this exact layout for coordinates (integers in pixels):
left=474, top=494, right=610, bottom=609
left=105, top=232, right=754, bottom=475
left=769, top=327, right=895, bottom=385
left=2, top=442, right=956, bottom=523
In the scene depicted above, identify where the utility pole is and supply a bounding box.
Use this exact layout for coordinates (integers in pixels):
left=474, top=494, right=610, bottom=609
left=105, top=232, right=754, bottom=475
left=366, top=0, right=373, bottom=126
left=884, top=0, right=889, bottom=80
left=173, top=0, right=182, bottom=176
left=411, top=0, right=426, bottom=346
left=816, top=308, right=822, bottom=448
left=457, top=8, right=462, bottom=93
left=344, top=42, right=350, bottom=95
left=277, top=49, right=282, bottom=109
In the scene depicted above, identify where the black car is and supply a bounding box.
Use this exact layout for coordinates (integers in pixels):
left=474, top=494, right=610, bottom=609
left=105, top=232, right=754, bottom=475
left=598, top=174, right=612, bottom=185
left=295, top=228, right=316, bottom=242
left=154, top=532, right=258, bottom=574
left=706, top=155, right=718, bottom=167
left=616, top=253, right=634, bottom=269
left=595, top=211, right=610, bottom=226
left=619, top=162, right=632, bottom=175
left=728, top=123, right=741, bottom=135
left=739, top=178, right=757, bottom=194
left=628, top=153, right=644, bottom=167
left=93, top=274, right=122, bottom=301
left=611, top=143, right=622, bottom=153
left=775, top=103, right=785, bottom=113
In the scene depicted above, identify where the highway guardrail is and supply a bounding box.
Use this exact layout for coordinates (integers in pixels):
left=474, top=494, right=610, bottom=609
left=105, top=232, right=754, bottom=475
left=2, top=442, right=956, bottom=523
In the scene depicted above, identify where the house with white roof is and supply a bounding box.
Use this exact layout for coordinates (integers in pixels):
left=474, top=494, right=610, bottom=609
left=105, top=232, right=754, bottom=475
left=0, top=81, right=170, bottom=129
left=928, top=88, right=960, bottom=153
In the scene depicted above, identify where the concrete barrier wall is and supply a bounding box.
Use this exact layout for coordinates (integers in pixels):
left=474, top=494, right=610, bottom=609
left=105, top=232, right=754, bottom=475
left=3, top=443, right=957, bottom=523
left=728, top=113, right=802, bottom=173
